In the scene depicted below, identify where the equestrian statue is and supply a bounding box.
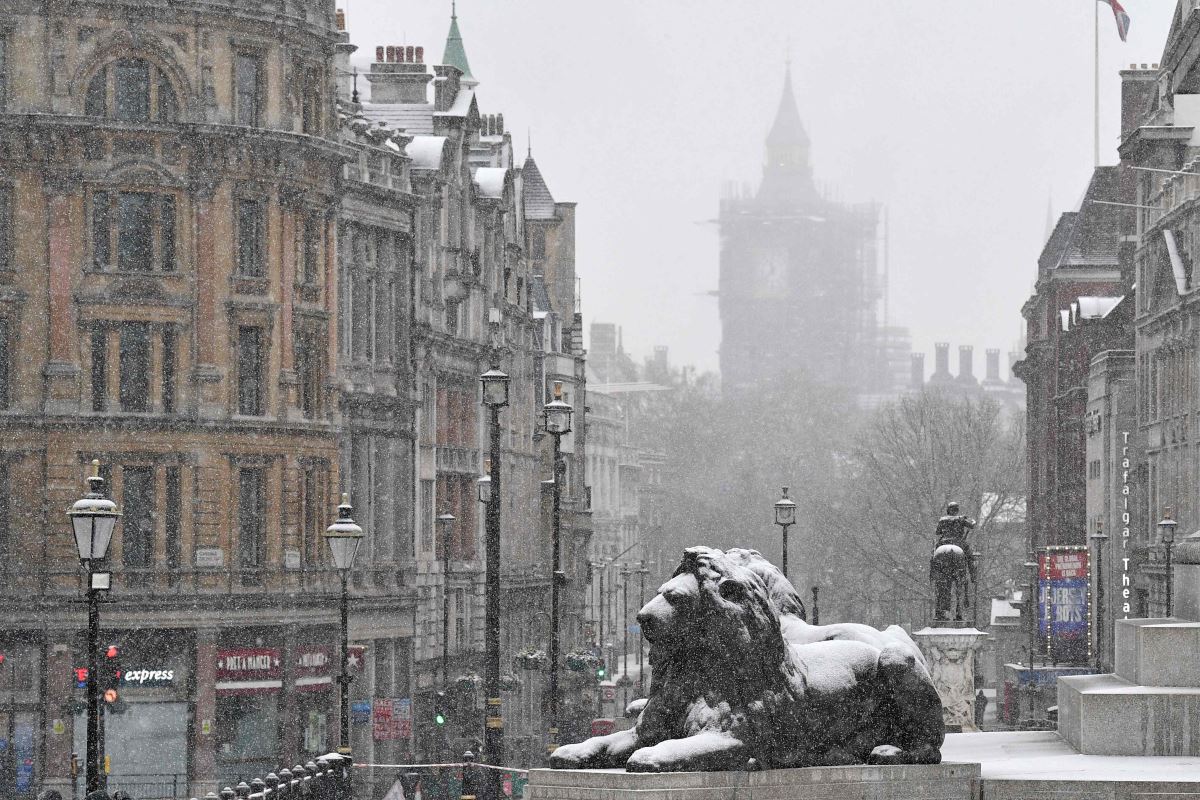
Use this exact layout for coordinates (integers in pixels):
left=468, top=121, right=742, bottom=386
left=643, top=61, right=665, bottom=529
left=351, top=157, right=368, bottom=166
left=929, top=502, right=976, bottom=622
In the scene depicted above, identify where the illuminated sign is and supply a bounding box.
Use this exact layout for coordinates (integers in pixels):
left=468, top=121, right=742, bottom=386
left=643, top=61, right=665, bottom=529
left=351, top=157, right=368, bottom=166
left=1120, top=431, right=1133, bottom=617
left=1039, top=547, right=1090, bottom=664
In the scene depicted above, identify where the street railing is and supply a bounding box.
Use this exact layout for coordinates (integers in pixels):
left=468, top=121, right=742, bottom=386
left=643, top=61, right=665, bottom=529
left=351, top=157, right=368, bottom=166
left=190, top=753, right=353, bottom=800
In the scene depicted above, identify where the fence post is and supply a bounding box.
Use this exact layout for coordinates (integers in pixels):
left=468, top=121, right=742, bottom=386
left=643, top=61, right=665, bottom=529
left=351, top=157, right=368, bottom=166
left=277, top=768, right=294, bottom=799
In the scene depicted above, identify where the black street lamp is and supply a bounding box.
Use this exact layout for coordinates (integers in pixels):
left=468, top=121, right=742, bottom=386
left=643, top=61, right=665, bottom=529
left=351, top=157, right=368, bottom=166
left=1023, top=555, right=1040, bottom=667
left=67, top=460, right=119, bottom=796
left=480, top=363, right=510, bottom=790
left=324, top=493, right=364, bottom=755
left=437, top=512, right=456, bottom=687
left=774, top=488, right=797, bottom=578
left=636, top=562, right=649, bottom=695
left=620, top=566, right=631, bottom=707
left=1090, top=521, right=1109, bottom=671
left=1158, top=508, right=1178, bottom=617
left=542, top=380, right=573, bottom=753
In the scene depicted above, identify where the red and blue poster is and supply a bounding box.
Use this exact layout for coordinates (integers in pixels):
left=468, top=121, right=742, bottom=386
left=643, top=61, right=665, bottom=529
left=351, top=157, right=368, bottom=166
left=1038, top=548, right=1090, bottom=665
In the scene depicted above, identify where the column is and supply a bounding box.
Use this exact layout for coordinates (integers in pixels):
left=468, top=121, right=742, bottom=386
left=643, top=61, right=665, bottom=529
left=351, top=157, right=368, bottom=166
left=277, top=195, right=299, bottom=418
left=191, top=184, right=223, bottom=418
left=41, top=642, right=75, bottom=796
left=43, top=180, right=82, bottom=413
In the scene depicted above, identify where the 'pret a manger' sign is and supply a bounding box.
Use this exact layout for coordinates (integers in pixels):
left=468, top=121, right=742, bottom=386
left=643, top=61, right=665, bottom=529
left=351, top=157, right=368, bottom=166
left=216, top=648, right=281, bottom=681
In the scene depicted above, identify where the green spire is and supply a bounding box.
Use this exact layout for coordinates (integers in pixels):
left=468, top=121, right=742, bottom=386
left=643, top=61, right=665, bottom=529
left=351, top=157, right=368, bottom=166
left=443, top=2, right=477, bottom=87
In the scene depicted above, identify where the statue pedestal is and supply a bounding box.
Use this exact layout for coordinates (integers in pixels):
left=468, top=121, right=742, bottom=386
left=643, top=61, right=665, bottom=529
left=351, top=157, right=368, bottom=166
left=525, top=763, right=980, bottom=800
left=913, top=627, right=988, bottom=732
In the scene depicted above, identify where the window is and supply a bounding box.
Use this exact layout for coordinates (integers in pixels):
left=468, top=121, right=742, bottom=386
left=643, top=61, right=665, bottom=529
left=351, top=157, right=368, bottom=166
left=0, top=462, right=8, bottom=565
left=161, top=325, right=176, bottom=413
left=445, top=301, right=459, bottom=335
left=0, top=317, right=8, bottom=409
left=301, top=465, right=324, bottom=567
left=236, top=199, right=265, bottom=277
left=300, top=65, right=322, bottom=135
left=118, top=322, right=151, bottom=412
left=90, top=327, right=107, bottom=411
left=91, top=191, right=176, bottom=272
left=237, top=468, right=265, bottom=570
left=234, top=54, right=261, bottom=126
left=0, top=184, right=10, bottom=271
left=420, top=480, right=433, bottom=553
left=121, top=465, right=155, bottom=569
left=165, top=466, right=181, bottom=576
left=85, top=58, right=178, bottom=122
left=0, top=35, right=7, bottom=111
left=237, top=326, right=264, bottom=415
left=296, top=328, right=322, bottom=419
left=302, top=213, right=321, bottom=285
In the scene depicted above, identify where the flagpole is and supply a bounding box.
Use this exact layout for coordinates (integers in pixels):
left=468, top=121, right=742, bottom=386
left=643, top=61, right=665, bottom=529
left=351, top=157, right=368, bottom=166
left=1095, top=0, right=1101, bottom=167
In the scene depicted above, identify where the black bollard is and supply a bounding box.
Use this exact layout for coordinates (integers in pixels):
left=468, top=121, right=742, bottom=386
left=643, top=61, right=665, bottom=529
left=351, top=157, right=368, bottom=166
left=460, top=750, right=477, bottom=800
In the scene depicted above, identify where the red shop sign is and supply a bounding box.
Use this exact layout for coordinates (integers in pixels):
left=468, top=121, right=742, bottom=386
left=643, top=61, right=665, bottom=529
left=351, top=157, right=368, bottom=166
left=216, top=648, right=281, bottom=682
left=294, top=645, right=332, bottom=678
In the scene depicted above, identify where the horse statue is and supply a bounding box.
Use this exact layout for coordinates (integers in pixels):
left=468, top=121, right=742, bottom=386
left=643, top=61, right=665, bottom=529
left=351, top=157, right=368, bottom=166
left=930, top=543, right=971, bottom=621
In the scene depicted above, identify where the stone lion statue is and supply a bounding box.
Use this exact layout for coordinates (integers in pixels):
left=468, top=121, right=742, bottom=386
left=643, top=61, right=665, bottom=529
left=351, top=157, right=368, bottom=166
left=550, top=547, right=944, bottom=772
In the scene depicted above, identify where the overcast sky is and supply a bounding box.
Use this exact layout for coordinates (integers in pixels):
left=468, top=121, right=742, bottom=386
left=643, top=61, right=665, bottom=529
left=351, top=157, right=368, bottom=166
left=345, top=0, right=1172, bottom=376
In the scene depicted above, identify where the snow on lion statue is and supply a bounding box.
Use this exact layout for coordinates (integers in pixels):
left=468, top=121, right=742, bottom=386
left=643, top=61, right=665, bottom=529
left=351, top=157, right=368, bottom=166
left=549, top=547, right=944, bottom=772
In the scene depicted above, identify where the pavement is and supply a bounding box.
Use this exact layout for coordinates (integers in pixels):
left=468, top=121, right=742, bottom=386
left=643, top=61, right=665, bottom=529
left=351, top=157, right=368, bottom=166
left=943, top=731, right=1200, bottom=782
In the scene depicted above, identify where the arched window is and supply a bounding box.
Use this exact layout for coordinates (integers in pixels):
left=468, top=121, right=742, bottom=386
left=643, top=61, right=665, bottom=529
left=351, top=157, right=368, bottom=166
left=85, top=58, right=178, bottom=122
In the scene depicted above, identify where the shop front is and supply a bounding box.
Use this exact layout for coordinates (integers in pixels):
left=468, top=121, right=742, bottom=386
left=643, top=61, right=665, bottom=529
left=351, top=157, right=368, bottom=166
left=71, top=630, right=191, bottom=798
left=293, top=644, right=334, bottom=760
left=0, top=642, right=42, bottom=798
left=215, top=643, right=283, bottom=784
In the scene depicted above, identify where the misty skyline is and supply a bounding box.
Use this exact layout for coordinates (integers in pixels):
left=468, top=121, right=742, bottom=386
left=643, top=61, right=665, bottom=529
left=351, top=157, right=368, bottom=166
left=347, top=0, right=1171, bottom=375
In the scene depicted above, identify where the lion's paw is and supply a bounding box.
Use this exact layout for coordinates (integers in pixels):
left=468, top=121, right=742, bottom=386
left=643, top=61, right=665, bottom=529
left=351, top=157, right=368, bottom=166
left=548, top=743, right=588, bottom=769
left=868, top=744, right=904, bottom=764
left=625, top=748, right=666, bottom=773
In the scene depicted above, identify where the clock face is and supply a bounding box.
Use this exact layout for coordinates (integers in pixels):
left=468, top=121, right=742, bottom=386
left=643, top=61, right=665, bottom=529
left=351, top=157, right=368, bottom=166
left=757, top=248, right=788, bottom=295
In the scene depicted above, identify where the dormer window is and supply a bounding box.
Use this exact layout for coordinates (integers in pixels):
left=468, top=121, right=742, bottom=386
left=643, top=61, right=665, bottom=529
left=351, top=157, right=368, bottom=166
left=85, top=58, right=178, bottom=123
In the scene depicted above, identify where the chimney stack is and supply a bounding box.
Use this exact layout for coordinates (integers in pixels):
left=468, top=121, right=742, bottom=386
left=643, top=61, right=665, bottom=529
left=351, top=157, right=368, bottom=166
left=985, top=348, right=1002, bottom=384
left=1120, top=64, right=1158, bottom=142
left=910, top=353, right=926, bottom=390
left=433, top=64, right=464, bottom=113
left=957, top=346, right=978, bottom=386
left=366, top=43, right=433, bottom=105
left=930, top=342, right=952, bottom=384
left=333, top=12, right=357, bottom=102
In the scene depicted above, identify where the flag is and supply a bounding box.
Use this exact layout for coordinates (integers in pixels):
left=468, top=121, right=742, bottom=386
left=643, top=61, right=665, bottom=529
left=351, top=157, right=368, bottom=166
left=1098, top=0, right=1130, bottom=42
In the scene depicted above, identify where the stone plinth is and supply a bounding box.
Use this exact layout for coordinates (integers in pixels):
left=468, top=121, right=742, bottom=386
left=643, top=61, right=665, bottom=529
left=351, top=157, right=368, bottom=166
left=914, top=627, right=988, bottom=731
left=1113, top=617, right=1199, bottom=685
left=524, top=763, right=981, bottom=800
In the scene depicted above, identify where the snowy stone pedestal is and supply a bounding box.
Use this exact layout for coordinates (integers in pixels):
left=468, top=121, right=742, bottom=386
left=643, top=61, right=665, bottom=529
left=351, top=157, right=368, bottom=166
left=913, top=627, right=988, bottom=732
left=524, top=763, right=980, bottom=800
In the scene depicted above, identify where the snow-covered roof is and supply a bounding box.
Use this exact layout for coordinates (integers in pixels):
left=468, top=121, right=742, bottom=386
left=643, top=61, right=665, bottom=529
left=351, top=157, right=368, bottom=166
left=361, top=102, right=435, bottom=135
left=434, top=89, right=475, bottom=119
left=991, top=596, right=1021, bottom=626
left=474, top=167, right=507, bottom=199
left=407, top=136, right=448, bottom=170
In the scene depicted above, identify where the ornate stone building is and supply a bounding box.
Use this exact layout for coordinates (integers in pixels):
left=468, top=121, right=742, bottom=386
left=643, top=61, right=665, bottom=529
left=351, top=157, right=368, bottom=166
left=0, top=0, right=347, bottom=795
left=0, top=0, right=593, bottom=794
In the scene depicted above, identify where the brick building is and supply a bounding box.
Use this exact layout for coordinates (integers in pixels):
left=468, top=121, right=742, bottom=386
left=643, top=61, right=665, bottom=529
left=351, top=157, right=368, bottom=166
left=0, top=1, right=592, bottom=795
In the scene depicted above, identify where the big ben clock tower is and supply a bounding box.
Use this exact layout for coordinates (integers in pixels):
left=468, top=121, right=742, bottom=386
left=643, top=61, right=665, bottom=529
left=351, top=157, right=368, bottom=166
left=718, top=64, right=881, bottom=397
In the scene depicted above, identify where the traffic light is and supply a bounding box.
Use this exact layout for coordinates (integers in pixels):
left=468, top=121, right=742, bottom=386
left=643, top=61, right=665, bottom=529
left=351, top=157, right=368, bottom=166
left=102, top=645, right=127, bottom=714
left=434, top=691, right=447, bottom=726
left=595, top=663, right=607, bottom=680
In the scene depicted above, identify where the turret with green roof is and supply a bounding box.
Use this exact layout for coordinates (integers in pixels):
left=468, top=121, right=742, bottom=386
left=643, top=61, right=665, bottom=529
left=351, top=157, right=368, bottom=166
left=443, top=1, right=478, bottom=88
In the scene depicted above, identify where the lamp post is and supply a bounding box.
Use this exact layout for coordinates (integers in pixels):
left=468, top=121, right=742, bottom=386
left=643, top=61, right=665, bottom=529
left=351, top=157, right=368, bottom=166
left=480, top=362, right=510, bottom=787
left=324, top=493, right=364, bottom=754
left=774, top=488, right=797, bottom=578
left=542, top=380, right=573, bottom=752
left=1158, top=508, right=1178, bottom=617
left=1024, top=555, right=1040, bottom=668
left=437, top=512, right=456, bottom=687
left=68, top=460, right=120, bottom=796
left=620, top=567, right=631, bottom=707
left=1090, top=521, right=1109, bottom=671
left=636, top=562, right=649, bottom=695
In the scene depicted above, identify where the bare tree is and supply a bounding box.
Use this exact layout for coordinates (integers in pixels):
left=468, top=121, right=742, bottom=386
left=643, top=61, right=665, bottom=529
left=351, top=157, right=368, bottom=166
left=815, top=390, right=1026, bottom=627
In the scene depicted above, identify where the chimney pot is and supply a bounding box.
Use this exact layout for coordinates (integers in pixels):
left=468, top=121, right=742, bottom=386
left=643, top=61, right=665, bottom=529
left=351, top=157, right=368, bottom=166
left=416, top=46, right=424, bottom=63
left=497, top=113, right=504, bottom=132
left=1140, top=63, right=1148, bottom=70
left=406, top=46, right=415, bottom=63
left=1153, top=63, right=1160, bottom=69
left=336, top=8, right=345, bottom=31
left=386, top=46, right=395, bottom=63
left=376, top=46, right=384, bottom=62
left=957, top=345, right=977, bottom=385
